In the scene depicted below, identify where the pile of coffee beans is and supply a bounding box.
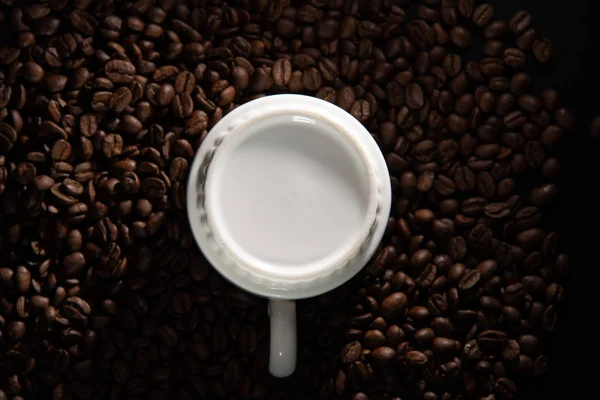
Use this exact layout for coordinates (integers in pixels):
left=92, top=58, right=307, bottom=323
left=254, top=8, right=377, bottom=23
left=0, top=0, right=572, bottom=399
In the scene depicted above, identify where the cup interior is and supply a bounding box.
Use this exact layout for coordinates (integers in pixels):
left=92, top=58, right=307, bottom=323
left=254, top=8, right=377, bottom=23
left=204, top=112, right=377, bottom=281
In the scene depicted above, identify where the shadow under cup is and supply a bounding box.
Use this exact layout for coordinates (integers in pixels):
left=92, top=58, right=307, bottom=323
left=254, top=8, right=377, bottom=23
left=205, top=112, right=378, bottom=281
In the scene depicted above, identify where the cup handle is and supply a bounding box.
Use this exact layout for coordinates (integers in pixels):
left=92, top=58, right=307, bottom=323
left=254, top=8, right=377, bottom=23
left=268, top=299, right=297, bottom=377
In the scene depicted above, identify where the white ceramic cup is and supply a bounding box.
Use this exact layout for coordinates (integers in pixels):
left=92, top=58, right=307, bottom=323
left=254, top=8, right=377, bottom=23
left=187, top=94, right=391, bottom=377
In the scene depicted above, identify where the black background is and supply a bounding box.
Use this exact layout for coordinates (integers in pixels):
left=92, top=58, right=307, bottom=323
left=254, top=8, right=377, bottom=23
left=488, top=0, right=597, bottom=398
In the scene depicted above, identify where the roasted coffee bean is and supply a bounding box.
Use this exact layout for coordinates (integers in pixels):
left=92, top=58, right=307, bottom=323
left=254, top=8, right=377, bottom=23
left=449, top=26, right=472, bottom=49
left=495, top=377, right=517, bottom=399
left=380, top=293, right=408, bottom=320
left=589, top=116, right=600, bottom=137
left=406, top=350, right=428, bottom=366
left=458, top=270, right=481, bottom=291
left=484, top=40, right=505, bottom=58
left=406, top=83, right=425, bottom=110
left=341, top=341, right=362, bottom=364
left=105, top=60, right=135, bottom=83
left=454, top=166, right=476, bottom=192
left=555, top=108, right=575, bottom=130
left=272, top=59, right=292, bottom=86
left=302, top=67, right=322, bottom=91
left=515, top=28, right=537, bottom=51
left=533, top=39, right=553, bottom=63
left=407, top=20, right=435, bottom=50
left=457, top=0, right=474, bottom=18
left=510, top=11, right=533, bottom=35
left=473, top=4, right=494, bottom=27
left=503, top=48, right=526, bottom=68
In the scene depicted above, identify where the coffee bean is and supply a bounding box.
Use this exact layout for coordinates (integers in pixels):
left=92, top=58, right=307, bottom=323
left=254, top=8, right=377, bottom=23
left=589, top=116, right=600, bottom=137
left=437, top=0, right=456, bottom=25
left=495, top=377, right=517, bottom=399
left=453, top=165, right=475, bottom=192
left=479, top=330, right=508, bottom=351
left=531, top=183, right=558, bottom=207
left=515, top=28, right=537, bottom=51
left=457, top=0, right=474, bottom=18
left=105, top=60, right=136, bottom=83
left=272, top=59, right=292, bottom=86
left=0, top=47, right=20, bottom=65
left=109, top=87, right=133, bottom=112
left=473, top=4, right=494, bottom=27
left=172, top=93, right=194, bottom=118
left=406, top=83, right=425, bottom=110
left=407, top=20, right=435, bottom=50
left=450, top=26, right=472, bottom=48
left=532, top=39, right=553, bottom=63
left=458, top=270, right=481, bottom=291
left=555, top=108, right=575, bottom=130
left=482, top=41, right=501, bottom=59
left=156, top=84, right=175, bottom=106
left=406, top=350, right=428, bottom=366
left=380, top=293, right=408, bottom=320
left=447, top=113, right=469, bottom=133
left=350, top=100, right=371, bottom=122
left=433, top=337, right=460, bottom=358
left=484, top=202, right=510, bottom=220
left=455, top=94, right=475, bottom=115
left=70, top=10, right=98, bottom=35
left=484, top=21, right=510, bottom=40
left=477, top=90, right=496, bottom=113
left=370, top=346, right=396, bottom=365
left=509, top=11, right=532, bottom=35
left=524, top=141, right=545, bottom=168
left=503, top=48, right=526, bottom=68
left=500, top=339, right=521, bottom=362
left=341, top=341, right=362, bottom=364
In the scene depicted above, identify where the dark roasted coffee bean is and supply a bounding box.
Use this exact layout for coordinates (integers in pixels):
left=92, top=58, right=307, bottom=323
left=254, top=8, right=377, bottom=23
left=272, top=59, right=292, bottom=86
left=406, top=83, right=425, bottom=110
left=515, top=28, right=537, bottom=51
left=590, top=116, right=600, bottom=137
left=503, top=48, right=526, bottom=68
left=407, top=20, right=435, bottom=50
left=380, top=292, right=408, bottom=320
left=533, top=39, right=553, bottom=63
left=495, top=377, right=517, bottom=399
left=509, top=11, right=532, bottom=34
left=105, top=60, right=135, bottom=83
left=555, top=108, right=575, bottom=130
left=485, top=40, right=505, bottom=58
left=453, top=165, right=475, bottom=192
left=541, top=89, right=560, bottom=111
left=450, top=26, right=472, bottom=48
left=457, top=0, right=474, bottom=18
left=302, top=67, right=323, bottom=91
left=484, top=21, right=509, bottom=40
left=458, top=270, right=480, bottom=291
left=531, top=183, right=558, bottom=207
left=473, top=4, right=494, bottom=27
left=406, top=350, right=428, bottom=366
left=341, top=341, right=362, bottom=364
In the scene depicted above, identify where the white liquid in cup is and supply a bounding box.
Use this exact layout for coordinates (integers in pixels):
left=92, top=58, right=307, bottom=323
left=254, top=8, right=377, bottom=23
left=205, top=113, right=378, bottom=281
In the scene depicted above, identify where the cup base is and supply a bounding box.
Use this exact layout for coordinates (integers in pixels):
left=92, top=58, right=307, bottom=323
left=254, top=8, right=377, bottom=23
left=206, top=112, right=375, bottom=280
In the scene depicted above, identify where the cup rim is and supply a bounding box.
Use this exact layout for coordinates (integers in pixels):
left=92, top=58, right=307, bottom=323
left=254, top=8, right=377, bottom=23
left=187, top=94, right=392, bottom=299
